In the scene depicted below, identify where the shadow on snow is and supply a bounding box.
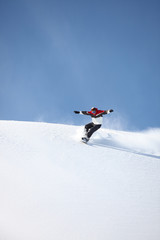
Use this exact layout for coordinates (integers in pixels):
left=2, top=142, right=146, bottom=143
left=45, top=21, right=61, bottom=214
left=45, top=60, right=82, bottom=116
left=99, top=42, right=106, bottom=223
left=90, top=136, right=160, bottom=160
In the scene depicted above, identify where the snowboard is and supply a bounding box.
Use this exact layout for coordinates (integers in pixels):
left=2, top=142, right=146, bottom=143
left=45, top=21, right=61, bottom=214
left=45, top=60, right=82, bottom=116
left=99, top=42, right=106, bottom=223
left=81, top=137, right=89, bottom=144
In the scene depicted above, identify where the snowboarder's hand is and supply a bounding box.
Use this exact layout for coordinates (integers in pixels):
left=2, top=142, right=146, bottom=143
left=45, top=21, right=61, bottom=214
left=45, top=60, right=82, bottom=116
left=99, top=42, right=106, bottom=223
left=74, top=111, right=80, bottom=114
left=110, top=109, right=114, bottom=113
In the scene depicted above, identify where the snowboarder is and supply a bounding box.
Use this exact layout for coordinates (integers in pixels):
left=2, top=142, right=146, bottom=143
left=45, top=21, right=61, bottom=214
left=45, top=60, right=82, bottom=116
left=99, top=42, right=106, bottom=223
left=74, top=107, right=114, bottom=143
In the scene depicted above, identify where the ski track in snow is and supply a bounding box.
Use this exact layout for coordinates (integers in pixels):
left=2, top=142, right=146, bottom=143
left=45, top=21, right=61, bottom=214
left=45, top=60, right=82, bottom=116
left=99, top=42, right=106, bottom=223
left=0, top=120, right=160, bottom=240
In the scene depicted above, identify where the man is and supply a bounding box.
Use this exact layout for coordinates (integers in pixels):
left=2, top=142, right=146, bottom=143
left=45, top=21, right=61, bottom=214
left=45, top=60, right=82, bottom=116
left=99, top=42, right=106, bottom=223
left=74, top=107, right=114, bottom=142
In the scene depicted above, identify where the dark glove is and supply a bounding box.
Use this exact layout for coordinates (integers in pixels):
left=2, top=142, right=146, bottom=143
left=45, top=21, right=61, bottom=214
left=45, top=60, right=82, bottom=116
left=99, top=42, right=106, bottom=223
left=74, top=111, right=80, bottom=114
left=110, top=109, right=114, bottom=113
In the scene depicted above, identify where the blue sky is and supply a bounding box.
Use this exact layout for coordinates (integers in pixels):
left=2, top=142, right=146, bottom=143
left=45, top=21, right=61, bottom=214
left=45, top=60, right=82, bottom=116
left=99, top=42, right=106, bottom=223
left=0, top=0, right=160, bottom=130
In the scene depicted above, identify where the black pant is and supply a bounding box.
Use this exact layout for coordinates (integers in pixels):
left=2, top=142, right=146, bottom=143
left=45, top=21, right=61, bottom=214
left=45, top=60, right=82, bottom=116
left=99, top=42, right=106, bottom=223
left=85, top=122, right=101, bottom=138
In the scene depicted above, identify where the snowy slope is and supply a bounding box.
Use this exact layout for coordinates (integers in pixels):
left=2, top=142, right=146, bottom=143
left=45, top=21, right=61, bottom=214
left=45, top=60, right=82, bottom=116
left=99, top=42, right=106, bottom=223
left=0, top=120, right=160, bottom=240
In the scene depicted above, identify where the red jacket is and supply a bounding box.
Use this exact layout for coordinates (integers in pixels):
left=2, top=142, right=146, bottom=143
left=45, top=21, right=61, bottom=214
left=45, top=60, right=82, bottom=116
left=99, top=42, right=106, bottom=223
left=80, top=108, right=111, bottom=125
left=87, top=108, right=106, bottom=117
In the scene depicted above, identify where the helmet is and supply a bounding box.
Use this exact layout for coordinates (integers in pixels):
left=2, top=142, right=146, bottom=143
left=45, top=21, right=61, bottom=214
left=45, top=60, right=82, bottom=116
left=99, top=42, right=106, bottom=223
left=91, top=107, right=96, bottom=111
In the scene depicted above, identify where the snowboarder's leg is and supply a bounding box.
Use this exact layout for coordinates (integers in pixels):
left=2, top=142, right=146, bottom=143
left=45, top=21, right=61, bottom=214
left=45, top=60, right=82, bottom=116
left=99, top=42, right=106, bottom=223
left=87, top=124, right=101, bottom=139
left=84, top=122, right=94, bottom=133
left=82, top=123, right=94, bottom=143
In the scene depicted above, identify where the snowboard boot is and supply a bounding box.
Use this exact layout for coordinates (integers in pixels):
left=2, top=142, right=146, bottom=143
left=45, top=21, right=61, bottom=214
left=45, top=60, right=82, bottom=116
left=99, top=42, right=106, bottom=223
left=81, top=137, right=89, bottom=143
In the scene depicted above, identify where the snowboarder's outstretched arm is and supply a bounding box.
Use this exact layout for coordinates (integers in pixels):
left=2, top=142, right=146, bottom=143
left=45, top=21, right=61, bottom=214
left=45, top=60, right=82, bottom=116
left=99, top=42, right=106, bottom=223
left=74, top=111, right=90, bottom=115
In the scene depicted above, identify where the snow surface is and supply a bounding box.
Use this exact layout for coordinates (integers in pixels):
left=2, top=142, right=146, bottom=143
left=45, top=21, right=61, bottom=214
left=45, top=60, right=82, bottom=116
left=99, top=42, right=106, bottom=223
left=0, top=120, right=160, bottom=240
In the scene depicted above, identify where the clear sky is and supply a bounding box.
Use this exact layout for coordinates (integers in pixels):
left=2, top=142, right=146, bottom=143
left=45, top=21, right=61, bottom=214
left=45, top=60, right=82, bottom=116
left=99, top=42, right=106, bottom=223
left=0, top=0, right=160, bottom=130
